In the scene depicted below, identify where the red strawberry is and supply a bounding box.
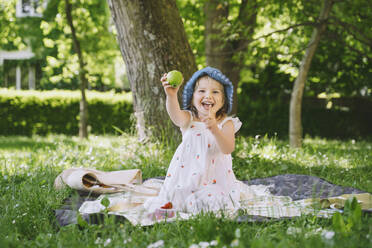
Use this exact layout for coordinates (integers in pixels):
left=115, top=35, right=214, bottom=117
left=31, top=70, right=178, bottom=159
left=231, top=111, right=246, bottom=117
left=160, top=202, right=173, bottom=209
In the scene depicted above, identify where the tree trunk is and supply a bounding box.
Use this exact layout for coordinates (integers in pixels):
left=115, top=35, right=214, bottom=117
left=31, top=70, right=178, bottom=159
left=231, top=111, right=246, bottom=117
left=107, top=0, right=197, bottom=142
left=65, top=0, right=89, bottom=138
left=289, top=0, right=334, bottom=148
left=204, top=0, right=257, bottom=115
left=204, top=0, right=229, bottom=70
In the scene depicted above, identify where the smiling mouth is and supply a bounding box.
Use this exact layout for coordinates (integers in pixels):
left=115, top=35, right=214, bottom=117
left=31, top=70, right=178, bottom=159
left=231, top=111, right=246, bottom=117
left=202, top=102, right=213, bottom=110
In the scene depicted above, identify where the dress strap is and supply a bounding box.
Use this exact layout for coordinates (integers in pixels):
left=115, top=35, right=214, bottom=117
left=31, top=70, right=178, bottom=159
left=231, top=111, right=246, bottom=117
left=218, top=116, right=242, bottom=133
left=186, top=110, right=193, bottom=122
left=219, top=117, right=231, bottom=127
left=180, top=110, right=193, bottom=134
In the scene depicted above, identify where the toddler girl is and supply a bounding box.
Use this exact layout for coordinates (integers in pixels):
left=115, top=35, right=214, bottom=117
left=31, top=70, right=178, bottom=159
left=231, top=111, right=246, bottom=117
left=144, top=67, right=242, bottom=214
left=79, top=67, right=325, bottom=224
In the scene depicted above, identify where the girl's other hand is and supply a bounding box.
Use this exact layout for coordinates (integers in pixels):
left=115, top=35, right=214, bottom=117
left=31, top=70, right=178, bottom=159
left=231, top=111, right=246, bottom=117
left=161, top=73, right=182, bottom=97
left=202, top=108, right=218, bottom=133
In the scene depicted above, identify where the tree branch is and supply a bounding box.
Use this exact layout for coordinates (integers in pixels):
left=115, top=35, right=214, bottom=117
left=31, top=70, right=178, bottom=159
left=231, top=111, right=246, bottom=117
left=328, top=16, right=372, bottom=47
left=253, top=21, right=318, bottom=41
left=205, top=21, right=318, bottom=56
left=326, top=30, right=372, bottom=61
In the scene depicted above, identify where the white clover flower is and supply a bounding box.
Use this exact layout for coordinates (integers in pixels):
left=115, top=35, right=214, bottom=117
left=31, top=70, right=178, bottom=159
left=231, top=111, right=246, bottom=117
left=304, top=228, right=323, bottom=238
left=286, top=227, right=301, bottom=235
left=147, top=240, right=164, bottom=248
left=235, top=228, right=241, bottom=238
left=104, top=238, right=112, bottom=247
left=199, top=242, right=210, bottom=248
left=210, top=240, right=218, bottom=246
left=123, top=237, right=132, bottom=244
left=321, top=230, right=335, bottom=240
left=189, top=244, right=199, bottom=248
left=231, top=239, right=239, bottom=247
left=94, top=237, right=102, bottom=244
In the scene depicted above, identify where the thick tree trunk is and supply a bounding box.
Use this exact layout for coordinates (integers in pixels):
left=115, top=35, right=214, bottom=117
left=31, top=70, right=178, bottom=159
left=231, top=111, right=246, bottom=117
left=289, top=0, right=334, bottom=148
left=107, top=0, right=197, bottom=142
left=204, top=0, right=257, bottom=115
left=65, top=0, right=89, bottom=138
left=204, top=1, right=229, bottom=70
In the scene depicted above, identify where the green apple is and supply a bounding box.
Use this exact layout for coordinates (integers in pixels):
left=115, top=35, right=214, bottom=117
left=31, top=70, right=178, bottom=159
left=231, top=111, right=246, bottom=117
left=167, top=70, right=183, bottom=87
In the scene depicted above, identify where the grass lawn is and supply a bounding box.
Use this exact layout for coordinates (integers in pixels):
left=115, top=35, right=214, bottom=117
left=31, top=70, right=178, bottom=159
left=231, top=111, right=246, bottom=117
left=0, top=134, right=371, bottom=247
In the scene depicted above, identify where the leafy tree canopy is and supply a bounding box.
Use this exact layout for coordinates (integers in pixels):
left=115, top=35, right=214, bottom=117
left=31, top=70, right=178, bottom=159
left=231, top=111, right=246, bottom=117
left=1, top=0, right=370, bottom=96
left=177, top=0, right=372, bottom=97
left=0, top=0, right=124, bottom=91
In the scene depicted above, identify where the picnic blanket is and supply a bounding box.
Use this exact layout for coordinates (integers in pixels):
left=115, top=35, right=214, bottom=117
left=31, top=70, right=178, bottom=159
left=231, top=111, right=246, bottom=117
left=54, top=169, right=372, bottom=226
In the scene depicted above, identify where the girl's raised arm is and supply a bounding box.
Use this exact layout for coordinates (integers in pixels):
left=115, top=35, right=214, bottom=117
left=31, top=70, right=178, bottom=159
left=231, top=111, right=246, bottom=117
left=161, top=73, right=190, bottom=128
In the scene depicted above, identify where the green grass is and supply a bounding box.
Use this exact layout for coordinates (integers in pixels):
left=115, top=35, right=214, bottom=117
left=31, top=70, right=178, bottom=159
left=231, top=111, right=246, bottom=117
left=0, top=134, right=371, bottom=247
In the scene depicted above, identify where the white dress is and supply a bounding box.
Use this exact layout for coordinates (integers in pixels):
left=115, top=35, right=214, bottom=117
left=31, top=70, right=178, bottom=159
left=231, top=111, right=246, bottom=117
left=79, top=113, right=323, bottom=226
left=144, top=112, right=242, bottom=213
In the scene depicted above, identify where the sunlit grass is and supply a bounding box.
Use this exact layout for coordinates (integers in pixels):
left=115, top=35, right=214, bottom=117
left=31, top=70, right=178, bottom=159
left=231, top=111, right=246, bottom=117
left=0, top=134, right=371, bottom=247
left=233, top=135, right=372, bottom=192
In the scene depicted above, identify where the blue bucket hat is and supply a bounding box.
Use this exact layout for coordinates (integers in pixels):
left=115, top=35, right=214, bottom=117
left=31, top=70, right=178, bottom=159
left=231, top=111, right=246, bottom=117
left=182, top=67, right=234, bottom=114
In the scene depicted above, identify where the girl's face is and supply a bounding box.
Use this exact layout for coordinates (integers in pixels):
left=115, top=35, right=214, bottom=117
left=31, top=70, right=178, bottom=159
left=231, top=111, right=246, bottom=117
left=192, top=77, right=225, bottom=118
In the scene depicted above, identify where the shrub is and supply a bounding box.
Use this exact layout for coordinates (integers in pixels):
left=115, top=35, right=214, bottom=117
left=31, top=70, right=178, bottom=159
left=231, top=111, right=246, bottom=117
left=0, top=89, right=133, bottom=136
left=237, top=93, right=372, bottom=139
left=1, top=88, right=371, bottom=139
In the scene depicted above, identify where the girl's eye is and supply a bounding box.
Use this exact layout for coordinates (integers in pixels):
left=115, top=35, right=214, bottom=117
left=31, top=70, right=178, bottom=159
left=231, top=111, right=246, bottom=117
left=198, top=90, right=205, bottom=93
left=213, top=91, right=220, bottom=94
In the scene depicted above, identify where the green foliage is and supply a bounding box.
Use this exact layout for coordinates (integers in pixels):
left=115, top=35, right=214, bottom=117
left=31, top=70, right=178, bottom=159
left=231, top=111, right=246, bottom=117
left=308, top=0, right=372, bottom=97
left=0, top=0, right=43, bottom=51
left=237, top=85, right=372, bottom=139
left=0, top=0, right=124, bottom=91
left=251, top=0, right=372, bottom=97
left=2, top=0, right=371, bottom=97
left=1, top=86, right=370, bottom=139
left=176, top=0, right=206, bottom=67
left=76, top=213, right=88, bottom=228
left=332, top=197, right=362, bottom=236
left=237, top=60, right=372, bottom=139
left=0, top=84, right=370, bottom=139
left=39, top=0, right=122, bottom=90
left=100, top=196, right=110, bottom=208
left=0, top=88, right=133, bottom=135
left=177, top=0, right=372, bottom=97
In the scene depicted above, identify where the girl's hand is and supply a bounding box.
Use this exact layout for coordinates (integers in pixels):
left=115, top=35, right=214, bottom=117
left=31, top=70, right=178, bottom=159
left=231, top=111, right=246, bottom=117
left=161, top=73, right=182, bottom=97
left=202, top=109, right=218, bottom=133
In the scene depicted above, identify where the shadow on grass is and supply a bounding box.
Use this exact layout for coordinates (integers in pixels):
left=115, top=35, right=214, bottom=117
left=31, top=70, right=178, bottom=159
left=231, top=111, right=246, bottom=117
left=0, top=136, right=82, bottom=151
left=302, top=145, right=371, bottom=157
left=233, top=156, right=372, bottom=193
left=0, top=137, right=57, bottom=151
left=233, top=156, right=310, bottom=181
